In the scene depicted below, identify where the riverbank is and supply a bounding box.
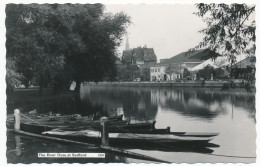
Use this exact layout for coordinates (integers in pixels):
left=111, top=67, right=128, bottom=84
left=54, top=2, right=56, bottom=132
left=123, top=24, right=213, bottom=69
left=83, top=80, right=255, bottom=91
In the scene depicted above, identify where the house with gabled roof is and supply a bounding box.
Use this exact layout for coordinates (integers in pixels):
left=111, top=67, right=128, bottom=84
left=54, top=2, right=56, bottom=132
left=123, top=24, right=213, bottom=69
left=120, top=46, right=157, bottom=81
left=150, top=49, right=221, bottom=81
left=122, top=46, right=157, bottom=66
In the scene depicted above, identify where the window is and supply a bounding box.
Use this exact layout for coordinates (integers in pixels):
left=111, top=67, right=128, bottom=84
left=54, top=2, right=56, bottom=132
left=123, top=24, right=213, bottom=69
left=158, top=68, right=160, bottom=72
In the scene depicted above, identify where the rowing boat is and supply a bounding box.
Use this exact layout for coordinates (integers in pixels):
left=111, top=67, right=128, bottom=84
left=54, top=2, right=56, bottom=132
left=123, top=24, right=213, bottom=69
left=42, top=129, right=213, bottom=145
left=93, top=114, right=124, bottom=121
left=6, top=119, right=218, bottom=137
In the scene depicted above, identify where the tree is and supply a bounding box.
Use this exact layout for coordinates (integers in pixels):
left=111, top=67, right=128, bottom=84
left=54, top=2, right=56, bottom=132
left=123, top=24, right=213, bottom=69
left=6, top=58, right=25, bottom=95
left=116, top=65, right=132, bottom=81
left=6, top=4, right=131, bottom=95
left=196, top=65, right=215, bottom=80
left=183, top=68, right=191, bottom=78
left=70, top=9, right=131, bottom=91
left=192, top=4, right=255, bottom=64
left=140, top=67, right=150, bottom=81
left=6, top=4, right=67, bottom=95
left=165, top=64, right=180, bottom=81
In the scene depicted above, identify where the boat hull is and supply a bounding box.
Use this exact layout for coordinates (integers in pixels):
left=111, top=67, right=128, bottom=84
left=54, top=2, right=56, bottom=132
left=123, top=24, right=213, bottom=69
left=42, top=129, right=213, bottom=145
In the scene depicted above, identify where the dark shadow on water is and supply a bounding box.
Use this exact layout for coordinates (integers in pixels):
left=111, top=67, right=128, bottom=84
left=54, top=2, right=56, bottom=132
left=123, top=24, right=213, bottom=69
left=6, top=132, right=127, bottom=163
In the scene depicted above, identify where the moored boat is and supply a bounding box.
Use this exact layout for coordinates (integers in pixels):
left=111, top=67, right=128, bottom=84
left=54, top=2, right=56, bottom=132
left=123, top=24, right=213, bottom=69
left=42, top=129, right=213, bottom=145
left=6, top=119, right=218, bottom=137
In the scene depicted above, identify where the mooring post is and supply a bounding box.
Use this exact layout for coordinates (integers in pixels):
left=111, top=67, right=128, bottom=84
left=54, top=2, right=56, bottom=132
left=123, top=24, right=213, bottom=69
left=14, top=109, right=20, bottom=131
left=100, top=117, right=109, bottom=146
left=167, top=126, right=170, bottom=133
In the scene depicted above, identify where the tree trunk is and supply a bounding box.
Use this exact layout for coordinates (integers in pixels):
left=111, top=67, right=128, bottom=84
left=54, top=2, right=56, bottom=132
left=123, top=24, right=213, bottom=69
left=25, top=79, right=29, bottom=89
left=74, top=80, right=81, bottom=93
left=52, top=76, right=69, bottom=95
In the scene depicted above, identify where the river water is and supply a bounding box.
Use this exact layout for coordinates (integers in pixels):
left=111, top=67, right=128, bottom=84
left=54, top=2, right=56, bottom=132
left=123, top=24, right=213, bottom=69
left=7, top=85, right=256, bottom=163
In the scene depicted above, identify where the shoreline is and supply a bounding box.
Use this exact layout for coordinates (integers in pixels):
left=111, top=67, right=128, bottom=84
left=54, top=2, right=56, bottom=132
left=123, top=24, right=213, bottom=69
left=83, top=80, right=255, bottom=89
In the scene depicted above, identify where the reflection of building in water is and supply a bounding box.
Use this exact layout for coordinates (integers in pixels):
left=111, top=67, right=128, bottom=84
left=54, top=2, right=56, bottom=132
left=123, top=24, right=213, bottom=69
left=121, top=90, right=158, bottom=121
left=151, top=89, right=180, bottom=105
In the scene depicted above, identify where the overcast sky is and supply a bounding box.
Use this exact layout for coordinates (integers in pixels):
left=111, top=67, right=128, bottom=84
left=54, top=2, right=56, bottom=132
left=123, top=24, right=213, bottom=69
left=105, top=4, right=206, bottom=61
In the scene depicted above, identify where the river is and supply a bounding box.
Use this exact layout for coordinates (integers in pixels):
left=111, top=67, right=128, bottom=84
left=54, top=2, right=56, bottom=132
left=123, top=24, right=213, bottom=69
left=7, top=85, right=256, bottom=163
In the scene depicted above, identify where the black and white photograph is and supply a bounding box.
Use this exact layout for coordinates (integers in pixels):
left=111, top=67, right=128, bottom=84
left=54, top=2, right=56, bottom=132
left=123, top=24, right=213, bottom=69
left=3, top=0, right=259, bottom=164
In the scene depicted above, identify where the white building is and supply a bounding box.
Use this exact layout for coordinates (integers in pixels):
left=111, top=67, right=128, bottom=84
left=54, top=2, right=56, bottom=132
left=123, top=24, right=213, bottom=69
left=150, top=49, right=221, bottom=81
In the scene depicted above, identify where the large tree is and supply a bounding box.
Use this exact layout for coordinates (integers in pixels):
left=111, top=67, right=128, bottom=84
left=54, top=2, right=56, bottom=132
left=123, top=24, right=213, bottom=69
left=6, top=4, right=130, bottom=95
left=191, top=3, right=255, bottom=64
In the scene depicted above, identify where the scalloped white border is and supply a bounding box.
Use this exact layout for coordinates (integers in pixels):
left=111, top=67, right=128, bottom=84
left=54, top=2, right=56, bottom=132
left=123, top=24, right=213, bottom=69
left=0, top=0, right=258, bottom=166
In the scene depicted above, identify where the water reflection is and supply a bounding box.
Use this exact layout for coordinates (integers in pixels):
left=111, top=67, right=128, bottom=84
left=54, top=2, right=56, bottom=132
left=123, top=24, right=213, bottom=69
left=80, top=86, right=255, bottom=122
left=81, top=87, right=158, bottom=121
left=7, top=86, right=255, bottom=122
left=15, top=135, right=22, bottom=156
left=6, top=86, right=256, bottom=163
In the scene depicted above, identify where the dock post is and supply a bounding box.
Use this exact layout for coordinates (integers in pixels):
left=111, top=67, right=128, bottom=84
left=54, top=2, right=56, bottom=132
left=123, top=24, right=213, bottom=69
left=14, top=109, right=20, bottom=131
left=100, top=117, right=109, bottom=146
left=167, top=126, right=170, bottom=133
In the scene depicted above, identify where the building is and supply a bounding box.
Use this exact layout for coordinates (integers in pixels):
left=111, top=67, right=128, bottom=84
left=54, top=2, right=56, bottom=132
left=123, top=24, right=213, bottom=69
left=121, top=44, right=157, bottom=81
left=189, top=53, right=256, bottom=80
left=122, top=46, right=157, bottom=67
left=150, top=49, right=221, bottom=81
left=231, top=55, right=255, bottom=79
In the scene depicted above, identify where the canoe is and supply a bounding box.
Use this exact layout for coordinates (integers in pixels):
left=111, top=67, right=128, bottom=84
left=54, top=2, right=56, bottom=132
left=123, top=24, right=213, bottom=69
left=42, top=129, right=213, bottom=145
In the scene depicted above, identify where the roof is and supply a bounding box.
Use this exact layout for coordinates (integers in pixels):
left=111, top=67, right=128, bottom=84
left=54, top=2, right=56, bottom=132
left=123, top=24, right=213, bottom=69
left=158, top=49, right=221, bottom=66
left=190, top=56, right=230, bottom=71
left=122, top=47, right=157, bottom=63
left=190, top=54, right=251, bottom=71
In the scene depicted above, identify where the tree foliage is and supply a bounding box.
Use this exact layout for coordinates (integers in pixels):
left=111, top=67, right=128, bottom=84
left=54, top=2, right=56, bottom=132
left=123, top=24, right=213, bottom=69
left=165, top=64, right=180, bottom=78
left=196, top=65, right=215, bottom=80
left=6, top=4, right=131, bottom=94
left=183, top=68, right=191, bottom=78
left=192, top=3, right=255, bottom=64
left=6, top=58, right=25, bottom=94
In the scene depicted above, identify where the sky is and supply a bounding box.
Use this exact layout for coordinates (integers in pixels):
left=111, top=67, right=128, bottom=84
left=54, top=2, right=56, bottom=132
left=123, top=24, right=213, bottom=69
left=105, top=4, right=206, bottom=61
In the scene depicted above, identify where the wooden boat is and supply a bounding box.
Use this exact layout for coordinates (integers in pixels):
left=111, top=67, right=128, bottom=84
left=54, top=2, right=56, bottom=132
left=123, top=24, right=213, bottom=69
left=42, top=129, right=213, bottom=145
left=108, top=128, right=218, bottom=137
left=93, top=114, right=124, bottom=121
left=6, top=120, right=218, bottom=137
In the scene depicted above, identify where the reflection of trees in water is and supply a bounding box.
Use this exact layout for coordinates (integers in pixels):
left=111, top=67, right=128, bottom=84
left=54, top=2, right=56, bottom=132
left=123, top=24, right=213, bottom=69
left=152, top=88, right=255, bottom=120
left=81, top=86, right=158, bottom=121
left=7, top=91, right=104, bottom=116
left=7, top=92, right=80, bottom=115
left=164, top=99, right=219, bottom=120
left=232, top=95, right=255, bottom=121
left=196, top=92, right=226, bottom=105
left=79, top=86, right=255, bottom=121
